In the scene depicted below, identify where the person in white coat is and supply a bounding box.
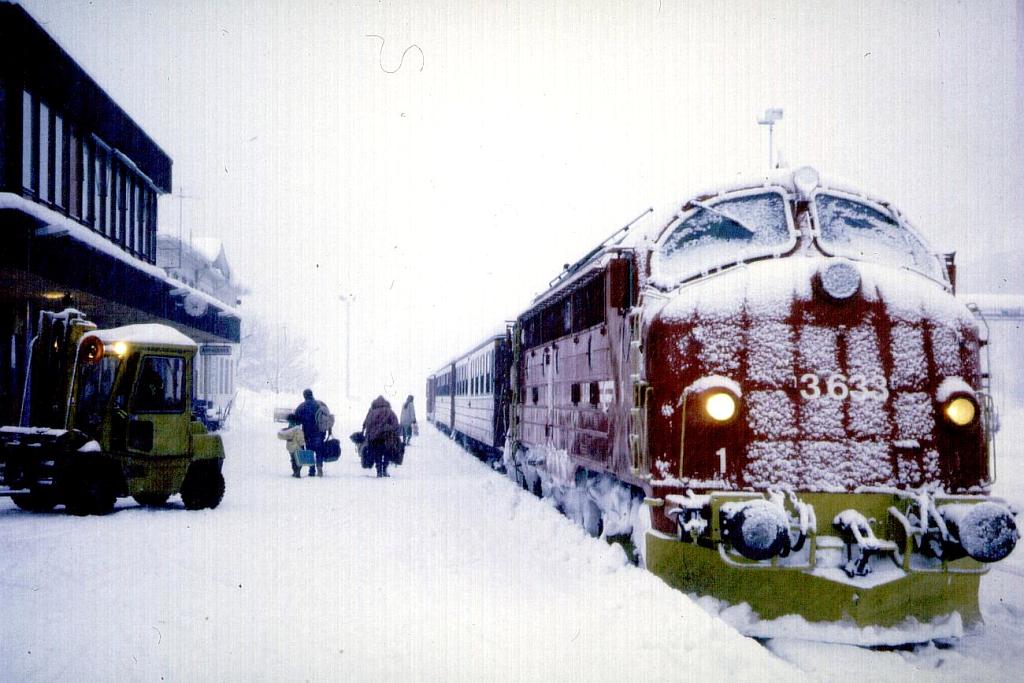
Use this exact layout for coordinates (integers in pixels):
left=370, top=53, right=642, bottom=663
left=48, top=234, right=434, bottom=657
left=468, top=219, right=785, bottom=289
left=277, top=414, right=306, bottom=478
left=399, top=395, right=417, bottom=446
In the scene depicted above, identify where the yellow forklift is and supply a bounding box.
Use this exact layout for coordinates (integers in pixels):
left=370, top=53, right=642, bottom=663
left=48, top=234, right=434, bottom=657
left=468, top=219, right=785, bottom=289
left=0, top=309, right=226, bottom=514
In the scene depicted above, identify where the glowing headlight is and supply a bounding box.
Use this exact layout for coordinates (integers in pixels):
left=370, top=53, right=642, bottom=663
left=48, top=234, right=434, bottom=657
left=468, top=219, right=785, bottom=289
left=944, top=397, right=976, bottom=426
left=112, top=341, right=128, bottom=357
left=705, top=392, right=737, bottom=422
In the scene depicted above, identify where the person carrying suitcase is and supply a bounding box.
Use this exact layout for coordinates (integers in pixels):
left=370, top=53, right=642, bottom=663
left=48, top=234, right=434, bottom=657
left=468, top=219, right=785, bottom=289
left=362, top=395, right=400, bottom=478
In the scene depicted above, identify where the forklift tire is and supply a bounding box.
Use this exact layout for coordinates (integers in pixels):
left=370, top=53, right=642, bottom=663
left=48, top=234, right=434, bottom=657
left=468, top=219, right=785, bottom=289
left=65, top=468, right=117, bottom=516
left=12, top=490, right=58, bottom=513
left=180, top=461, right=225, bottom=510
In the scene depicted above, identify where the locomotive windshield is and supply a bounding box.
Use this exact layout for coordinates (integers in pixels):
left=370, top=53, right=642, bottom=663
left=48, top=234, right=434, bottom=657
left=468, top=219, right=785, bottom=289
left=813, top=192, right=946, bottom=280
left=651, top=190, right=793, bottom=287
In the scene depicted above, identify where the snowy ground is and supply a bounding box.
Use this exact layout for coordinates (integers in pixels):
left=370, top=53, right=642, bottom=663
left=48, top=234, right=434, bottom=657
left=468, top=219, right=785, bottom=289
left=0, top=392, right=1020, bottom=681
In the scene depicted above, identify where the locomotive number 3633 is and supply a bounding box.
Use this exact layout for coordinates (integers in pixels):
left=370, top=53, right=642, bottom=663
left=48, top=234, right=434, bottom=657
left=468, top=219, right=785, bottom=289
left=798, top=372, right=889, bottom=401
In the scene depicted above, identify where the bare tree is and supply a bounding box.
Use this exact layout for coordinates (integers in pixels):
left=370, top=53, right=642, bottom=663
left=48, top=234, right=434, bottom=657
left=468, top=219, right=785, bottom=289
left=237, top=314, right=317, bottom=393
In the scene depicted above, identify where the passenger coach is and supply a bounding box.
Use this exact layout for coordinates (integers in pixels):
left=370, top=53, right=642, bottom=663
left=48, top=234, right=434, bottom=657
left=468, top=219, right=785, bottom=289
left=427, top=332, right=512, bottom=459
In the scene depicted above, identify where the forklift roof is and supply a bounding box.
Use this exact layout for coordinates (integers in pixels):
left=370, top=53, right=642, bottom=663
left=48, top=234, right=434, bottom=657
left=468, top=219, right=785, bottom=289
left=87, top=324, right=197, bottom=349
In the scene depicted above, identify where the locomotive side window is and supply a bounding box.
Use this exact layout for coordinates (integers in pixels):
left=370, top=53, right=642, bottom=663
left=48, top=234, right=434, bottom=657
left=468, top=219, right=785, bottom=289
left=813, top=193, right=945, bottom=281
left=651, top=190, right=793, bottom=287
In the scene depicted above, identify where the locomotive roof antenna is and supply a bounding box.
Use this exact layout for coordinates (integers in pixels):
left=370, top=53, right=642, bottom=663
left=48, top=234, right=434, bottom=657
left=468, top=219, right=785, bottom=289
left=551, top=207, right=653, bottom=287
left=757, top=108, right=783, bottom=169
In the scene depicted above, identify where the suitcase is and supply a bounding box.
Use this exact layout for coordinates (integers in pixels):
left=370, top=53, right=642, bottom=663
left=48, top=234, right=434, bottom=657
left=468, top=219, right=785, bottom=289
left=295, top=448, right=316, bottom=466
left=359, top=444, right=374, bottom=469
left=319, top=438, right=341, bottom=463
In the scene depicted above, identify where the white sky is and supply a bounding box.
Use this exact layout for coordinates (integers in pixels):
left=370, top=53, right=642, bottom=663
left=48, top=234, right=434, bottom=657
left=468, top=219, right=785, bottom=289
left=20, top=0, right=1024, bottom=403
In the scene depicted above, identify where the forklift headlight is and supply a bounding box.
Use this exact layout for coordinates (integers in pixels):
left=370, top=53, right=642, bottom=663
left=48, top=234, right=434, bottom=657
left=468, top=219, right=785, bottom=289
left=80, top=337, right=103, bottom=363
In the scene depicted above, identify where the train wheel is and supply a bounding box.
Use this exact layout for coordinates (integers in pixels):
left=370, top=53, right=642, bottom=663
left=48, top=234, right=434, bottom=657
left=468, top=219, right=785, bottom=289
left=629, top=500, right=652, bottom=568
left=583, top=499, right=604, bottom=538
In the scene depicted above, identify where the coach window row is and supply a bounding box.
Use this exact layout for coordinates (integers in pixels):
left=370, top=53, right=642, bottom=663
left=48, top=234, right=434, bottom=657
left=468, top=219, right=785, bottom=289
left=19, top=89, right=159, bottom=263
left=435, top=370, right=452, bottom=397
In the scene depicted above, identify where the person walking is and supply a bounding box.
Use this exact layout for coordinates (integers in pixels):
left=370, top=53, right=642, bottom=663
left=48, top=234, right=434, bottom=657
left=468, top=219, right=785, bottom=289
left=277, top=413, right=306, bottom=478
left=362, top=395, right=400, bottom=478
left=399, top=395, right=417, bottom=446
left=295, top=388, right=325, bottom=477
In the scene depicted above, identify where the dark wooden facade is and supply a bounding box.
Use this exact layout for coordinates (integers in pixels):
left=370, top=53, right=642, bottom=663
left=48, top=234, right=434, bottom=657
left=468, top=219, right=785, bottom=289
left=0, top=2, right=239, bottom=423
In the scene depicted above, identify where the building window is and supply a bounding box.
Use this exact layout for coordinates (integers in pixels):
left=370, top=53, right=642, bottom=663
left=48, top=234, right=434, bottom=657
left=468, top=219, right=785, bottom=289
left=81, top=140, right=92, bottom=225
left=104, top=157, right=113, bottom=237
left=117, top=165, right=127, bottom=247
left=95, top=148, right=106, bottom=234
left=21, top=91, right=35, bottom=192
left=68, top=131, right=80, bottom=217
left=53, top=115, right=64, bottom=208
left=38, top=102, right=50, bottom=203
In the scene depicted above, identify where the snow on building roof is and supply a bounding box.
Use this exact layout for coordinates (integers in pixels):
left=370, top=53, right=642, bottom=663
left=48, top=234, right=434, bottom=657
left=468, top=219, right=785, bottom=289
left=190, top=237, right=225, bottom=267
left=88, top=323, right=198, bottom=348
left=156, top=232, right=247, bottom=303
left=0, top=192, right=241, bottom=321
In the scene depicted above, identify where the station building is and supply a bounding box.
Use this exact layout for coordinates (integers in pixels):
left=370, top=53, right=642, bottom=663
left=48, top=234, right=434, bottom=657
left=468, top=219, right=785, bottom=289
left=0, top=1, right=240, bottom=423
left=157, top=233, right=247, bottom=427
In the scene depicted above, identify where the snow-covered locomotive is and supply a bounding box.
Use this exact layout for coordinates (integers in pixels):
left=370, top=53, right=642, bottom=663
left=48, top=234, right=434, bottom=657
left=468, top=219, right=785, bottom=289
left=431, top=167, right=1018, bottom=634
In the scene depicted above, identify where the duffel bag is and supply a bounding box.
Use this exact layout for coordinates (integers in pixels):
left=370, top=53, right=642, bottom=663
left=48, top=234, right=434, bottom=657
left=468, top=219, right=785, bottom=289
left=387, top=432, right=405, bottom=467
left=318, top=437, right=341, bottom=463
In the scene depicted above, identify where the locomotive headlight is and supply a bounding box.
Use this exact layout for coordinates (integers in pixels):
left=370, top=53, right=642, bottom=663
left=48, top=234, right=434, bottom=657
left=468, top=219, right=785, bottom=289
left=818, top=260, right=861, bottom=300
left=112, top=341, right=128, bottom=357
left=705, top=392, right=737, bottom=422
left=944, top=397, right=976, bottom=426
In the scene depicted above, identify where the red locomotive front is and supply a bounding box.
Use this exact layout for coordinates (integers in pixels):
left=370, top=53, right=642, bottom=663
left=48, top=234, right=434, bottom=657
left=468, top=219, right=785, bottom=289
left=505, top=167, right=1017, bottom=637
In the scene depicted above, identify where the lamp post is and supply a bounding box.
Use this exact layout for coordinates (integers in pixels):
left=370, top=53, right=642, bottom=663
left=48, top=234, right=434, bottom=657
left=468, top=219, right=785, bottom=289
left=338, top=293, right=354, bottom=399
left=757, top=108, right=784, bottom=169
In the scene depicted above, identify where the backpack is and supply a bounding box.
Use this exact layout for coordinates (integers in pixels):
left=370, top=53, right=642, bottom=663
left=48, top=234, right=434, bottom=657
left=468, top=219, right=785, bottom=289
left=315, top=401, right=335, bottom=433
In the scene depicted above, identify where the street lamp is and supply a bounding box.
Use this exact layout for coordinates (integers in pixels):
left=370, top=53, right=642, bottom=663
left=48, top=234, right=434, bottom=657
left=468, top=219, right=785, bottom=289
left=338, top=293, right=355, bottom=399
left=757, top=108, right=784, bottom=169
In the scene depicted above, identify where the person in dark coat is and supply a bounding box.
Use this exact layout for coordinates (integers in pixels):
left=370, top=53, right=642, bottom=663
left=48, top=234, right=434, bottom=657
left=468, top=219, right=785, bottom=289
left=362, top=395, right=400, bottom=478
left=294, top=388, right=324, bottom=477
